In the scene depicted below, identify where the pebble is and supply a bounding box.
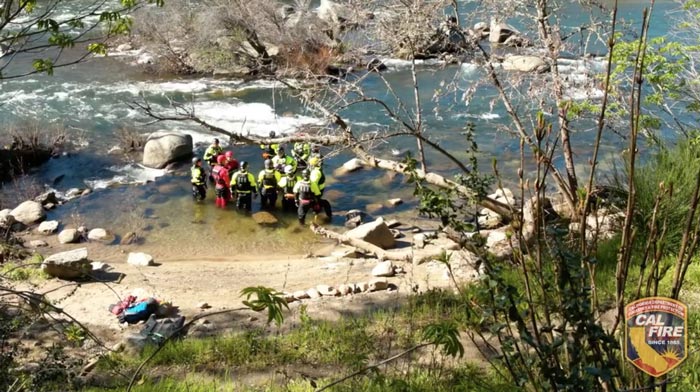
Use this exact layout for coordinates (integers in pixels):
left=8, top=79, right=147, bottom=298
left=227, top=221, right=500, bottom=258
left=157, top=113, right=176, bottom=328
left=197, top=302, right=211, bottom=310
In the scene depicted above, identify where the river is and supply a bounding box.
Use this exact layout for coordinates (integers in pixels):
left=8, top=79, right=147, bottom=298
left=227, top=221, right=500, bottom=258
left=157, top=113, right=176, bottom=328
left=0, top=0, right=680, bottom=260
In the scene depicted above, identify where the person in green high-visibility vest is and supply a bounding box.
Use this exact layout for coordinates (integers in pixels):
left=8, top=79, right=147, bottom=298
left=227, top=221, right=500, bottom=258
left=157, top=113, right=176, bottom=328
left=190, top=157, right=207, bottom=202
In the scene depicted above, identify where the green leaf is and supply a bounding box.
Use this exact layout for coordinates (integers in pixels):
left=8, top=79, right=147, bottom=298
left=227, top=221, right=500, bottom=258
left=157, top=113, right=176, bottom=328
left=240, top=286, right=289, bottom=327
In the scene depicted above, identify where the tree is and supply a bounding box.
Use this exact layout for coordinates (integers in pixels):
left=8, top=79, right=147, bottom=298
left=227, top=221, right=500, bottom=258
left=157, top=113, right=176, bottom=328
left=0, top=0, right=163, bottom=79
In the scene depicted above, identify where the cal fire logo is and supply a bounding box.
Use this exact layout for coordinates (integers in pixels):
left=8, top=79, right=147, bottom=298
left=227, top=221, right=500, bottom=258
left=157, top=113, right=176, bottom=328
left=625, top=297, right=688, bottom=377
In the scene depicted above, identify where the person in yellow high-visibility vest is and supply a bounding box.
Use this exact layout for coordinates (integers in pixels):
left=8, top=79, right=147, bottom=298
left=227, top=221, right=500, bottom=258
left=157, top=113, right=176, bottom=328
left=258, top=159, right=281, bottom=211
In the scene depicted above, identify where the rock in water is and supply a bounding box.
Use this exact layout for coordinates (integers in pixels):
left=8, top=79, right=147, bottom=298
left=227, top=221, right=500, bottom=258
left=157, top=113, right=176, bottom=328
left=502, top=55, right=550, bottom=73
left=127, top=252, right=155, bottom=266
left=371, top=261, right=395, bottom=277
left=252, top=211, right=278, bottom=225
left=142, top=131, right=193, bottom=169
left=11, top=201, right=46, bottom=225
left=346, top=218, right=396, bottom=249
left=58, top=229, right=80, bottom=244
left=42, top=248, right=91, bottom=280
left=88, top=228, right=115, bottom=243
left=34, top=191, right=58, bottom=206
left=387, top=198, right=403, bottom=207
left=37, top=220, right=60, bottom=235
left=120, top=232, right=138, bottom=245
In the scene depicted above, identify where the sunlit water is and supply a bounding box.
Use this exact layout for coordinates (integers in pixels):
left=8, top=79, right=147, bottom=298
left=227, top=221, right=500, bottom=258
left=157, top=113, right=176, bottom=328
left=0, top=0, right=680, bottom=259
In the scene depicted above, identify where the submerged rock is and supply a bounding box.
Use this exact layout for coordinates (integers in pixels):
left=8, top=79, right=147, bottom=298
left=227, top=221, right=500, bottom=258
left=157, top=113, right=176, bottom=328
left=252, top=211, right=279, bottom=225
left=42, top=248, right=91, bottom=280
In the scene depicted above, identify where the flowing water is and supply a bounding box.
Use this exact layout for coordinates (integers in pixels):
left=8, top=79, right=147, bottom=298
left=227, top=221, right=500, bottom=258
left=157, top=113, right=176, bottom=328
left=0, top=0, right=679, bottom=259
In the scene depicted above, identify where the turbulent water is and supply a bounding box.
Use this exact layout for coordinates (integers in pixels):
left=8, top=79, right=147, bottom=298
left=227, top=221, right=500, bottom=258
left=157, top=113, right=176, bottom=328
left=0, top=0, right=680, bottom=259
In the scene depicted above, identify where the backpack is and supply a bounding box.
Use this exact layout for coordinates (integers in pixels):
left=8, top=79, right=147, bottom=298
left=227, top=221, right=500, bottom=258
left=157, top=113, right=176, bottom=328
left=118, top=298, right=158, bottom=324
left=298, top=181, right=313, bottom=201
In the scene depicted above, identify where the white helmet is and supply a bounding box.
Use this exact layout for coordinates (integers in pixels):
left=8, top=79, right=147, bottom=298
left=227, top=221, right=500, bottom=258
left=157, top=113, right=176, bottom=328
left=284, top=165, right=294, bottom=175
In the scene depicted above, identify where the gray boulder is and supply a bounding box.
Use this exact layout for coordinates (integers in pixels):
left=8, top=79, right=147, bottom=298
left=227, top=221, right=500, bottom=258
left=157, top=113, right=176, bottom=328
left=58, top=229, right=80, bottom=244
left=346, top=218, right=396, bottom=249
left=42, top=248, right=91, bottom=280
left=37, top=220, right=60, bottom=235
left=142, top=131, right=193, bottom=169
left=10, top=201, right=46, bottom=225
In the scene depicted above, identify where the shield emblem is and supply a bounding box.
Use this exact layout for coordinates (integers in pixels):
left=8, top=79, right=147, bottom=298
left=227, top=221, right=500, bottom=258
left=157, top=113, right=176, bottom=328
left=625, top=297, right=688, bottom=377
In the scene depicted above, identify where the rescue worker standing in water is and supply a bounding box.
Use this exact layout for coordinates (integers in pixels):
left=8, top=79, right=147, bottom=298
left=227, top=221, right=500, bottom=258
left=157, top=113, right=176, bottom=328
left=292, top=141, right=310, bottom=171
left=203, top=138, right=223, bottom=166
left=191, top=157, right=207, bottom=202
left=309, top=156, right=326, bottom=197
left=260, top=131, right=280, bottom=160
left=211, top=155, right=231, bottom=208
left=277, top=165, right=298, bottom=213
left=293, top=169, right=321, bottom=225
left=258, top=159, right=281, bottom=211
left=232, top=161, right=258, bottom=212
left=272, top=146, right=296, bottom=173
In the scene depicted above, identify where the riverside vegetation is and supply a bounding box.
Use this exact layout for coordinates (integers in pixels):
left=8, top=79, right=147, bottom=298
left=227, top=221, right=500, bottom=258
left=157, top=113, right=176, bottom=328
left=4, top=0, right=700, bottom=391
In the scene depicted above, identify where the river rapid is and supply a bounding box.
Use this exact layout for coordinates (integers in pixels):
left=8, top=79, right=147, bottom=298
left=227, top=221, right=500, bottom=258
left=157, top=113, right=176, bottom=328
left=0, top=0, right=679, bottom=260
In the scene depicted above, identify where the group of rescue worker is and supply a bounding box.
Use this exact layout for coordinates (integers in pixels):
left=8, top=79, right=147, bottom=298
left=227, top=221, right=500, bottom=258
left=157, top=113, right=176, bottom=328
left=190, top=134, right=332, bottom=225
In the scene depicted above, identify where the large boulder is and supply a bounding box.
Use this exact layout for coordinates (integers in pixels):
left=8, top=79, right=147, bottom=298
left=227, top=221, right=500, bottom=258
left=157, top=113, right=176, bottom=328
left=142, top=131, right=193, bottom=169
left=502, top=55, right=550, bottom=73
left=346, top=218, right=396, bottom=249
left=10, top=201, right=46, bottom=225
left=42, top=248, right=91, bottom=280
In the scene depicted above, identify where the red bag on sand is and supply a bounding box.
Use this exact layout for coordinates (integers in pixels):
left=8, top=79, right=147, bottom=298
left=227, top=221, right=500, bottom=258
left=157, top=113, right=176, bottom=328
left=109, top=295, right=137, bottom=316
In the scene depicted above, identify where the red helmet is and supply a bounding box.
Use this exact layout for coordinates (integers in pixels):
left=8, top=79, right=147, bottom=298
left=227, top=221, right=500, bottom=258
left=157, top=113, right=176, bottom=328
left=225, top=151, right=233, bottom=159
left=216, top=155, right=227, bottom=165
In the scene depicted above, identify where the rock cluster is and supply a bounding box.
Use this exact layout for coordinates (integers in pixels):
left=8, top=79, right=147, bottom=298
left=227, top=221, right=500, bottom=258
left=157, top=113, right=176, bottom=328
left=286, top=277, right=394, bottom=303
